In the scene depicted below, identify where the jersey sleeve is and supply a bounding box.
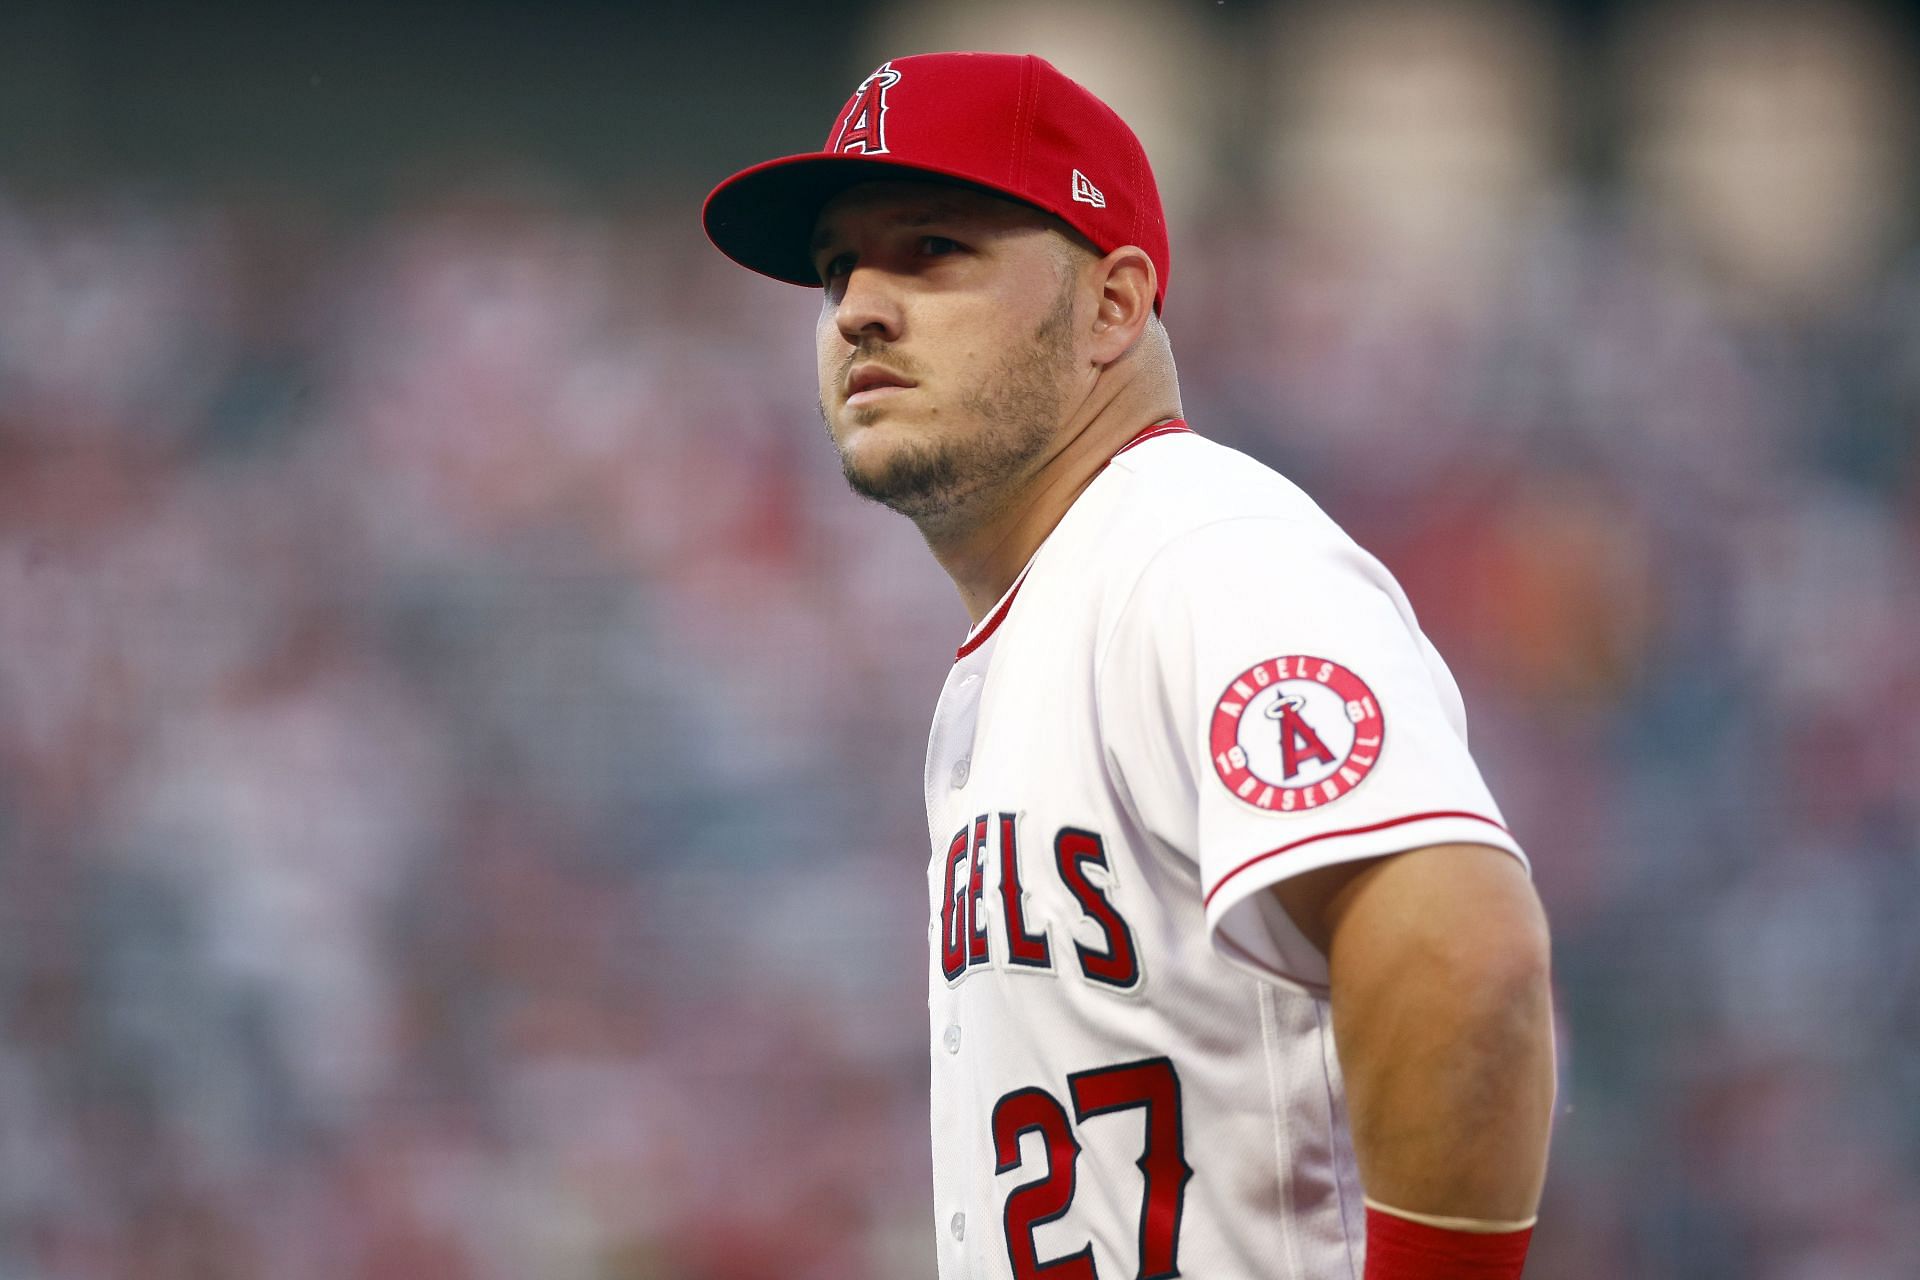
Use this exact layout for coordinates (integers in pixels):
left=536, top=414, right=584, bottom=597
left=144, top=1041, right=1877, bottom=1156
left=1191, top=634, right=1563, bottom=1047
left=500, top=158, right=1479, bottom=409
left=1096, top=515, right=1528, bottom=995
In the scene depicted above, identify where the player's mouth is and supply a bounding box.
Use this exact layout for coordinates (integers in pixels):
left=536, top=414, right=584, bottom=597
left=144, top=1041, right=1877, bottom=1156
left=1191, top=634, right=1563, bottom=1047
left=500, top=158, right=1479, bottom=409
left=845, top=364, right=917, bottom=407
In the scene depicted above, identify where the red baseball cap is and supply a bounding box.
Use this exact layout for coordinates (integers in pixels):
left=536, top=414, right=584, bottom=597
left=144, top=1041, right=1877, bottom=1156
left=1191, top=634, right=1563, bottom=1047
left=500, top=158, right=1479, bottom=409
left=702, top=52, right=1171, bottom=309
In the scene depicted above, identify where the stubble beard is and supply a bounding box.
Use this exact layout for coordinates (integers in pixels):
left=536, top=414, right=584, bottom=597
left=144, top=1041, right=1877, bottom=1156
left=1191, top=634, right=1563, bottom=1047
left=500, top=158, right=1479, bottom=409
left=825, top=281, right=1077, bottom=527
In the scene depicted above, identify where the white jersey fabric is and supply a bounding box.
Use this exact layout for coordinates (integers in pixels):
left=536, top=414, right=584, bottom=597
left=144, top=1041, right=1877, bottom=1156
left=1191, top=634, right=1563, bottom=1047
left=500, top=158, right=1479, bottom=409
left=922, top=421, right=1528, bottom=1280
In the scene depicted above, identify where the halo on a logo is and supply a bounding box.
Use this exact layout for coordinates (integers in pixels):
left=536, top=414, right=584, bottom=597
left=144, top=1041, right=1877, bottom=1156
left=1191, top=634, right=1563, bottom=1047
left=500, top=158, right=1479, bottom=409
left=834, top=62, right=902, bottom=155
left=1208, top=655, right=1385, bottom=813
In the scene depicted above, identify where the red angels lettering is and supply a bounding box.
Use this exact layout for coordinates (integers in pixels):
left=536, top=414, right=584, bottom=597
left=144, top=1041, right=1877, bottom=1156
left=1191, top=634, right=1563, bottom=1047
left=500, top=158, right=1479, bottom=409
left=999, top=813, right=1053, bottom=969
left=1055, top=828, right=1141, bottom=991
left=967, top=814, right=991, bottom=968
left=1208, top=656, right=1386, bottom=814
left=832, top=62, right=902, bottom=155
left=936, top=818, right=1136, bottom=990
left=940, top=826, right=969, bottom=981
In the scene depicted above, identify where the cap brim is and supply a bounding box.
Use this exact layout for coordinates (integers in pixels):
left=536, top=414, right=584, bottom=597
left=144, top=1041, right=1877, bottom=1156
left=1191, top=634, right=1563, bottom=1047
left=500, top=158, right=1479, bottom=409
left=702, top=153, right=1011, bottom=289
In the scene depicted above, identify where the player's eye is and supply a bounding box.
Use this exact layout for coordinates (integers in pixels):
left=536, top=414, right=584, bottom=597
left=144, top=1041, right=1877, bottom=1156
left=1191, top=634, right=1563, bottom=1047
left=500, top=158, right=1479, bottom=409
left=920, top=236, right=961, bottom=257
left=819, top=251, right=856, bottom=283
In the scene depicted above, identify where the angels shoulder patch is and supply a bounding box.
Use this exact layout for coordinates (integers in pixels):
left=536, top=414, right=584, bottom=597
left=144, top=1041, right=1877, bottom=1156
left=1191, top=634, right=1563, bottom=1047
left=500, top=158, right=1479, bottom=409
left=1209, top=655, right=1385, bottom=812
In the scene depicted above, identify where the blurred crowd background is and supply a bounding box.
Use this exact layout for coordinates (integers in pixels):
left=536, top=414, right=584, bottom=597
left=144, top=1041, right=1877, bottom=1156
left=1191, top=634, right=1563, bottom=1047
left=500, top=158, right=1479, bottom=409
left=1, top=0, right=1917, bottom=1276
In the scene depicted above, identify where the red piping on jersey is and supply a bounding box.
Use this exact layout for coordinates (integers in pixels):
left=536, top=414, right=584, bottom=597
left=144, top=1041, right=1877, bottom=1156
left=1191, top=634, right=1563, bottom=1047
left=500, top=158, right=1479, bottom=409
left=950, top=420, right=1190, bottom=662
left=1202, top=810, right=1511, bottom=908
left=956, top=568, right=1029, bottom=660
left=1112, top=418, right=1191, bottom=458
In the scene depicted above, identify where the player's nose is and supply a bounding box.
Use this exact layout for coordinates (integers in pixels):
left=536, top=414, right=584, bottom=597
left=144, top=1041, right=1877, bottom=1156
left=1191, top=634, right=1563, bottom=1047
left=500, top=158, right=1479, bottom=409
left=833, top=265, right=905, bottom=346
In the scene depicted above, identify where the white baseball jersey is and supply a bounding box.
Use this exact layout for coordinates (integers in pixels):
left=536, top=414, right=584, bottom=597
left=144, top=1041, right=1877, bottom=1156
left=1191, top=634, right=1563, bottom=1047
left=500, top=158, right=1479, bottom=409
left=922, top=421, right=1528, bottom=1279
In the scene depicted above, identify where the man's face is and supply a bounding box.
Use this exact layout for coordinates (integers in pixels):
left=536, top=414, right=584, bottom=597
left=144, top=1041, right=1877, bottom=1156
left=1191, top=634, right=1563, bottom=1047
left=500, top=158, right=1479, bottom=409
left=811, top=181, right=1086, bottom=525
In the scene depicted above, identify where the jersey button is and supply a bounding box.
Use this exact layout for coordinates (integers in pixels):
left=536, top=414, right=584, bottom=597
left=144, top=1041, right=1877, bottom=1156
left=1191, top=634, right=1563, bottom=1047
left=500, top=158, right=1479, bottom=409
left=950, top=757, right=970, bottom=788
left=943, top=1024, right=962, bottom=1054
left=950, top=1211, right=966, bottom=1241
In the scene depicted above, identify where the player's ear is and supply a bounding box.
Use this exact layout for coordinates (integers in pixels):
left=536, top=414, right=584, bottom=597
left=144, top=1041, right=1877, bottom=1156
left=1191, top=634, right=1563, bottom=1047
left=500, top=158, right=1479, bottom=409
left=1088, top=245, right=1157, bottom=366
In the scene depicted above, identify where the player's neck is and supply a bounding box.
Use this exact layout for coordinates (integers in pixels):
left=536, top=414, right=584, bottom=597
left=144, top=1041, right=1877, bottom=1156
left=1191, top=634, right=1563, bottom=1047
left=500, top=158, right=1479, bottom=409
left=923, top=387, right=1183, bottom=626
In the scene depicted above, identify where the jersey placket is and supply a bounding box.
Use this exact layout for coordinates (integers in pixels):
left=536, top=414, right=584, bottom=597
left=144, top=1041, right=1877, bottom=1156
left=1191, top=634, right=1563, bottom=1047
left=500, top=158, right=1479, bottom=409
left=927, top=642, right=992, bottom=1274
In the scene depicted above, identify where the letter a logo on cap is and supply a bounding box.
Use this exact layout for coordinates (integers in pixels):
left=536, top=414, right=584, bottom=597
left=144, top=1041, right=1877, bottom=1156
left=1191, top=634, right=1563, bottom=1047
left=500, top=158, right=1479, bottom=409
left=1071, top=169, right=1107, bottom=209
left=834, top=62, right=902, bottom=156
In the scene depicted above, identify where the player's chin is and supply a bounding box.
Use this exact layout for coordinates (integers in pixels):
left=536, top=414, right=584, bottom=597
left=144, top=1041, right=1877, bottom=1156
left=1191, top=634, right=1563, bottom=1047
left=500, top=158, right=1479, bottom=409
left=836, top=431, right=910, bottom=486
left=838, top=433, right=960, bottom=516
left=832, top=408, right=920, bottom=466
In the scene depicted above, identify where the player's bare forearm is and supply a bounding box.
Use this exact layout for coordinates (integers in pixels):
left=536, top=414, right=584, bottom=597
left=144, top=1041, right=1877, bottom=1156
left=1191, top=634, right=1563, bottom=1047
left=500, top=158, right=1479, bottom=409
left=1273, top=844, right=1554, bottom=1220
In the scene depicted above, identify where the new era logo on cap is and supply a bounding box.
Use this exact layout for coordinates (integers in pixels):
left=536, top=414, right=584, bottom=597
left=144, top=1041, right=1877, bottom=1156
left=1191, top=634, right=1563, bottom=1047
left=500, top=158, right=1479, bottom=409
left=701, top=52, right=1172, bottom=310
left=1071, top=169, right=1106, bottom=209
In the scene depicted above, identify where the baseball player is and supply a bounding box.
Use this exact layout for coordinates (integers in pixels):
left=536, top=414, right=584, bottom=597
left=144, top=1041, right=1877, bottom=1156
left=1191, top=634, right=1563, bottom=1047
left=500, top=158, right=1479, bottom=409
left=704, top=52, right=1554, bottom=1279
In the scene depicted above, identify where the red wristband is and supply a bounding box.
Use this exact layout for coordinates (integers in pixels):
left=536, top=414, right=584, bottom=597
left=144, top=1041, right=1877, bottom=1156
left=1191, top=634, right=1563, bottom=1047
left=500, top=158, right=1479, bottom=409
left=1363, top=1205, right=1533, bottom=1279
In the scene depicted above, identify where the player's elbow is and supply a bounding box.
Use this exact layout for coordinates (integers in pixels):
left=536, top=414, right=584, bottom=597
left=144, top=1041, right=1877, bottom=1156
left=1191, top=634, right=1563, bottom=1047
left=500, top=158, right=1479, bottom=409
left=1431, top=889, right=1553, bottom=1030
left=1464, top=891, right=1551, bottom=998
left=1372, top=848, right=1553, bottom=1007
left=1325, top=845, right=1554, bottom=1046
